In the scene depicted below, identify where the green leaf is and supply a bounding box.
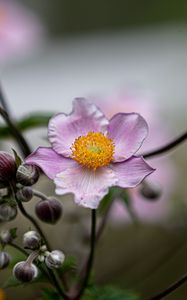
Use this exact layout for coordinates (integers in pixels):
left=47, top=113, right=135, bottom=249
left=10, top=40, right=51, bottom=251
left=84, top=285, right=139, bottom=300
left=0, top=113, right=53, bottom=138
left=2, top=275, right=22, bottom=288
left=3, top=269, right=47, bottom=288
left=98, top=189, right=113, bottom=214
left=9, top=227, right=17, bottom=239
left=12, top=149, right=22, bottom=167
left=99, top=187, right=123, bottom=214
left=58, top=255, right=77, bottom=274
left=39, top=288, right=60, bottom=300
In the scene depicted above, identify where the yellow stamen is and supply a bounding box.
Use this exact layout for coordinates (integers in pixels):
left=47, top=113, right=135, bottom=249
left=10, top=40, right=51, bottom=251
left=71, top=132, right=115, bottom=170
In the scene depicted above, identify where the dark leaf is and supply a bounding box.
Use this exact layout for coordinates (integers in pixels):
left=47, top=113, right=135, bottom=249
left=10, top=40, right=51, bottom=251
left=39, top=288, right=61, bottom=300
left=12, top=149, right=22, bottom=168
left=84, top=285, right=139, bottom=300
left=0, top=113, right=53, bottom=138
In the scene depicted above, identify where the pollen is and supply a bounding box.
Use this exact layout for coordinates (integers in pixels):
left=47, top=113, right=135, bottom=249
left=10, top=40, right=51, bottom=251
left=71, top=132, right=115, bottom=170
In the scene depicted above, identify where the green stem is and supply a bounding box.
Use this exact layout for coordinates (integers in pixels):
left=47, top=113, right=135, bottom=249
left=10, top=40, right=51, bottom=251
left=74, top=209, right=96, bottom=300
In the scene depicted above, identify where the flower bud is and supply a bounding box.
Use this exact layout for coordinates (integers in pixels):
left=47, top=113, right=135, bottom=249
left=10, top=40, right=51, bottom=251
left=0, top=152, right=17, bottom=185
left=0, top=229, right=13, bottom=245
left=0, top=204, right=17, bottom=221
left=0, top=251, right=11, bottom=269
left=140, top=181, right=162, bottom=200
left=35, top=199, right=62, bottom=224
left=13, top=261, right=38, bottom=282
left=45, top=250, right=65, bottom=269
left=16, top=164, right=39, bottom=186
left=16, top=187, right=33, bottom=202
left=23, top=231, right=41, bottom=250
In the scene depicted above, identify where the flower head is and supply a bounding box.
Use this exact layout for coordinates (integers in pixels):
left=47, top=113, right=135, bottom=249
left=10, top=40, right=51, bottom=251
left=25, top=98, right=155, bottom=209
left=95, top=91, right=176, bottom=222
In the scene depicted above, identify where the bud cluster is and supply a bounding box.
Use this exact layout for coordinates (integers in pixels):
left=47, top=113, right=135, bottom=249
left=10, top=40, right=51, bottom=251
left=12, top=230, right=65, bottom=283
left=0, top=151, right=40, bottom=224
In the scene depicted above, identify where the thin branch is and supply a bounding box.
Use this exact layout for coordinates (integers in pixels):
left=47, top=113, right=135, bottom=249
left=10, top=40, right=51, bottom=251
left=9, top=242, right=28, bottom=257
left=16, top=200, right=51, bottom=251
left=74, top=209, right=96, bottom=300
left=146, top=272, right=187, bottom=300
left=143, top=132, right=187, bottom=159
left=0, top=84, right=10, bottom=113
left=0, top=106, right=31, bottom=157
left=33, top=189, right=47, bottom=201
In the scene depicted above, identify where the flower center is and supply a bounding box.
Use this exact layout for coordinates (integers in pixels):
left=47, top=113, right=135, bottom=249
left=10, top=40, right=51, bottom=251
left=71, top=132, right=115, bottom=170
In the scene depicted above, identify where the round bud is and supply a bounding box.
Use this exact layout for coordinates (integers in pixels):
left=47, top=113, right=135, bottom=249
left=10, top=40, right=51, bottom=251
left=0, top=251, right=11, bottom=269
left=16, top=187, right=33, bottom=202
left=0, top=151, right=17, bottom=185
left=0, top=204, right=17, bottom=221
left=13, top=261, right=38, bottom=282
left=140, top=181, right=162, bottom=201
left=16, top=164, right=39, bottom=186
left=35, top=199, right=62, bottom=224
left=23, top=231, right=41, bottom=250
left=0, top=229, right=13, bottom=245
left=45, top=250, right=65, bottom=269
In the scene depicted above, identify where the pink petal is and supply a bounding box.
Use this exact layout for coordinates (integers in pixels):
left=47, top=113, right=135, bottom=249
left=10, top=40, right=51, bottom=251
left=25, top=147, right=73, bottom=179
left=110, top=156, right=155, bottom=188
left=54, top=163, right=118, bottom=209
left=48, top=98, right=109, bottom=157
left=108, top=113, right=148, bottom=162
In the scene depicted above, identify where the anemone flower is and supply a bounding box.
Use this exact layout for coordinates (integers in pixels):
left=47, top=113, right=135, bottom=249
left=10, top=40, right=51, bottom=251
left=94, top=91, right=176, bottom=222
left=25, top=98, right=155, bottom=209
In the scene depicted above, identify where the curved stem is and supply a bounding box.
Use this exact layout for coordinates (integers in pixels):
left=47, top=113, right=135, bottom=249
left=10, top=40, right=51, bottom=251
left=143, top=132, right=187, bottom=159
left=0, top=84, right=10, bottom=113
left=16, top=200, right=51, bottom=251
left=74, top=209, right=96, bottom=300
left=33, top=189, right=47, bottom=201
left=0, top=106, right=31, bottom=157
left=146, top=272, right=187, bottom=300
left=9, top=242, right=28, bottom=257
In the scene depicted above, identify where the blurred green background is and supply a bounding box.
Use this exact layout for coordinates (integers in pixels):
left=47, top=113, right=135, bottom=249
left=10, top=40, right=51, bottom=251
left=17, top=0, right=187, bottom=36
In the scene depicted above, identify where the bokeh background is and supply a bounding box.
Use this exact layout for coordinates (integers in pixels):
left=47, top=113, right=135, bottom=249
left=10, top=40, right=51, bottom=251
left=0, top=1, right=187, bottom=299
